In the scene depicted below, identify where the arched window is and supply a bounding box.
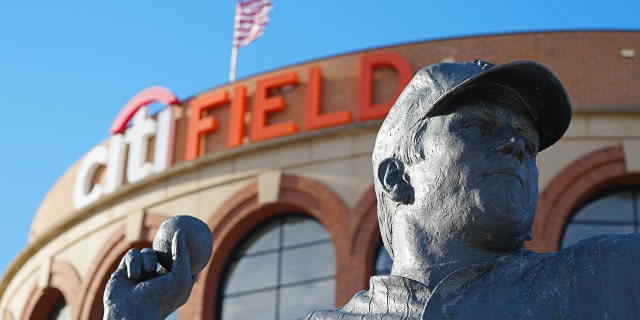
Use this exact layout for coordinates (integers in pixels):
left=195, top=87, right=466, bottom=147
left=47, top=297, right=71, bottom=320
left=219, top=215, right=336, bottom=320
left=374, top=244, right=392, bottom=275
left=562, top=188, right=640, bottom=248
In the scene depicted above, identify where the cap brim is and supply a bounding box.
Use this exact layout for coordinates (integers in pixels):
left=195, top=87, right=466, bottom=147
left=428, top=60, right=572, bottom=151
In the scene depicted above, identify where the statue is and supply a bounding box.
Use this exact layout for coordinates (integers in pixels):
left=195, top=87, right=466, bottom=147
left=305, top=60, right=640, bottom=319
left=103, top=215, right=213, bottom=320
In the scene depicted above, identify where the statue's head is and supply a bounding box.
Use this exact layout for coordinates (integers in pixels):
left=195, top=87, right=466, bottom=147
left=372, top=60, right=571, bottom=258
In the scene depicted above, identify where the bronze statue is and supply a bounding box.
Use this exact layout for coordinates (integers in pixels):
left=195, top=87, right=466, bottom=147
left=305, top=60, right=640, bottom=319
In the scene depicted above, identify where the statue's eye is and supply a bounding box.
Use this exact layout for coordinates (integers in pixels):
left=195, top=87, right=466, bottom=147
left=523, top=139, right=539, bottom=157
left=461, top=121, right=493, bottom=137
left=524, top=142, right=534, bottom=156
left=516, top=127, right=539, bottom=157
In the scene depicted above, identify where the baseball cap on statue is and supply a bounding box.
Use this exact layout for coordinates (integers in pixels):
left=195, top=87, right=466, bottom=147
left=383, top=59, right=572, bottom=152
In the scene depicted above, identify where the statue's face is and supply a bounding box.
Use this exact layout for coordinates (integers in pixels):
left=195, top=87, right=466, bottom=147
left=407, top=100, right=539, bottom=252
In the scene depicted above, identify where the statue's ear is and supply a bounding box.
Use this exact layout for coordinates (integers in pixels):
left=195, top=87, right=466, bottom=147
left=377, top=157, right=413, bottom=204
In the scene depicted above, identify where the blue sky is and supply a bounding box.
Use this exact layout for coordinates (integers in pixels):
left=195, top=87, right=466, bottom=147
left=0, top=0, right=638, bottom=276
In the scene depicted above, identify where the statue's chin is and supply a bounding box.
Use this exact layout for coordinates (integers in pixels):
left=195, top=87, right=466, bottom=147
left=468, top=197, right=534, bottom=253
left=478, top=178, right=534, bottom=223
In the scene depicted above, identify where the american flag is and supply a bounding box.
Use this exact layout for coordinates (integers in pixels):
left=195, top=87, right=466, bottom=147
left=233, top=0, right=273, bottom=48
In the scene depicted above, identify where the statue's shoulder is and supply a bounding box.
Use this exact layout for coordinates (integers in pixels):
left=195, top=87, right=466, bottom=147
left=487, top=234, right=640, bottom=283
left=553, top=233, right=640, bottom=270
left=561, top=233, right=640, bottom=255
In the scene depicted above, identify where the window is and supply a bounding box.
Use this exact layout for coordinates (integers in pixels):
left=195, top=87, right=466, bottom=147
left=374, top=244, right=392, bottom=275
left=219, top=215, right=336, bottom=320
left=562, top=188, right=640, bottom=248
left=48, top=297, right=71, bottom=320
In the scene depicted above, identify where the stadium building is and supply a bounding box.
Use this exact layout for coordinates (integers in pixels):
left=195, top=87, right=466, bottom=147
left=1, top=31, right=639, bottom=320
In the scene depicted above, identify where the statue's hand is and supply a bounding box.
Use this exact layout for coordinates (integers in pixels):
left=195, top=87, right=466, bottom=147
left=103, top=230, right=193, bottom=320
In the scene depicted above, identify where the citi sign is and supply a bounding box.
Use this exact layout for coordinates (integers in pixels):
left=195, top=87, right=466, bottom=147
left=73, top=52, right=414, bottom=209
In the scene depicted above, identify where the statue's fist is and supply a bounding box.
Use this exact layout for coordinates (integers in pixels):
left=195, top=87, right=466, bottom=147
left=152, top=215, right=213, bottom=277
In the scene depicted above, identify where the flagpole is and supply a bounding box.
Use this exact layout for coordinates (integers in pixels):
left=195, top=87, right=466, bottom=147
left=230, top=0, right=272, bottom=83
left=229, top=45, right=238, bottom=83
left=229, top=0, right=240, bottom=83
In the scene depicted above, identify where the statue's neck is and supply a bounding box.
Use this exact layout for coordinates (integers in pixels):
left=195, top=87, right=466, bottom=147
left=389, top=224, right=507, bottom=291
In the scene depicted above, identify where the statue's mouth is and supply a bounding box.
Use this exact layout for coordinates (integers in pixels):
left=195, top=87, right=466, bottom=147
left=483, top=168, right=525, bottom=190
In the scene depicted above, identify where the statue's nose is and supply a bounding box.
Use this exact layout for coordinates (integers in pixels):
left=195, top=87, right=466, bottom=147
left=495, top=135, right=525, bottom=162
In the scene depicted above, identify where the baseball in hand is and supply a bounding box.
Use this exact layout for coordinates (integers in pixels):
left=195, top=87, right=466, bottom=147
left=152, top=215, right=213, bottom=276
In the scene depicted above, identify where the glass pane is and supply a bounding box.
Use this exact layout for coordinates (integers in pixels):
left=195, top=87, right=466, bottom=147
left=282, top=217, right=330, bottom=247
left=222, top=291, right=276, bottom=320
left=375, top=245, right=393, bottom=275
left=563, top=223, right=635, bottom=248
left=279, top=279, right=335, bottom=320
left=225, top=252, right=278, bottom=295
left=243, top=222, right=281, bottom=255
left=220, top=215, right=336, bottom=320
left=573, top=190, right=634, bottom=222
left=281, top=241, right=335, bottom=285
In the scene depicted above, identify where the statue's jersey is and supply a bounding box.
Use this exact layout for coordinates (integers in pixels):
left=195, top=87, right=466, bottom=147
left=305, top=234, right=640, bottom=319
left=304, top=275, right=430, bottom=319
